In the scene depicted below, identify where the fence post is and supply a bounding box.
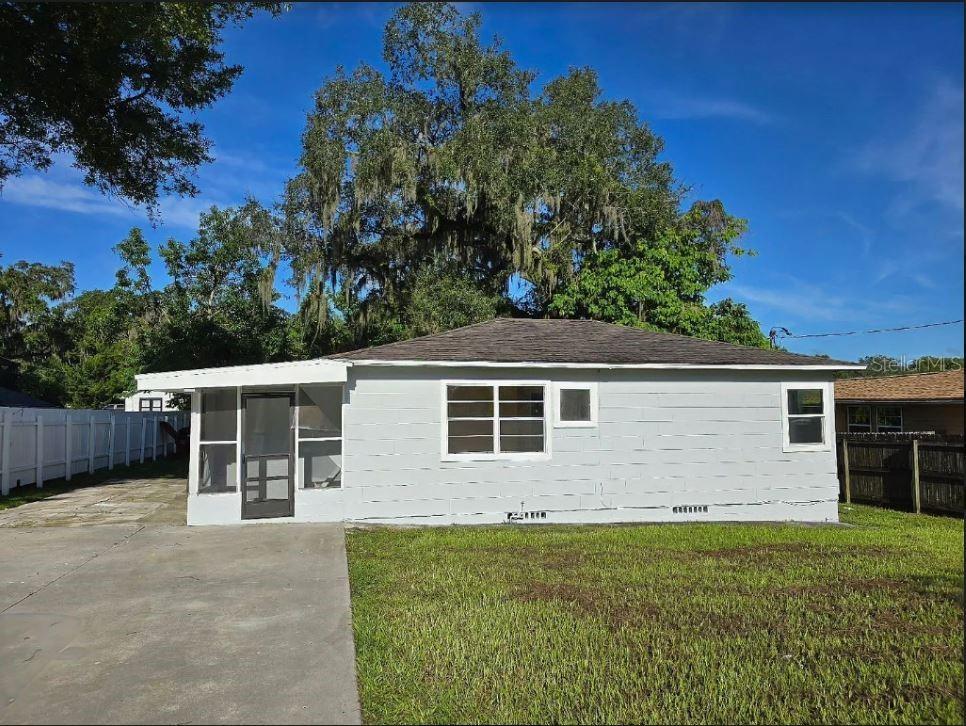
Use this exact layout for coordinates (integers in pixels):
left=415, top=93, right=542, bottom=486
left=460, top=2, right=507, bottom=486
left=65, top=412, right=72, bottom=481
left=1, top=410, right=11, bottom=496
left=152, top=416, right=158, bottom=460
left=842, top=438, right=852, bottom=504
left=108, top=412, right=116, bottom=470
left=88, top=414, right=95, bottom=474
left=125, top=415, right=131, bottom=467
left=140, top=417, right=146, bottom=464
left=35, top=413, right=44, bottom=489
left=911, top=438, right=921, bottom=514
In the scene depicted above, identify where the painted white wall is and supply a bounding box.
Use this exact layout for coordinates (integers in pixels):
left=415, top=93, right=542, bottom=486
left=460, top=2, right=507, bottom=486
left=340, top=366, right=840, bottom=525
left=124, top=390, right=179, bottom=412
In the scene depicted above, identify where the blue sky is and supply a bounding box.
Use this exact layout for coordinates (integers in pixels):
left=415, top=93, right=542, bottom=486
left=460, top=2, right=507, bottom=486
left=1, top=2, right=962, bottom=361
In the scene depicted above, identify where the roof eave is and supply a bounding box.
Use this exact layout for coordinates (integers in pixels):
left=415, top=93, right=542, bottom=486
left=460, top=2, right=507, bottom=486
left=345, top=358, right=864, bottom=371
left=135, top=359, right=350, bottom=392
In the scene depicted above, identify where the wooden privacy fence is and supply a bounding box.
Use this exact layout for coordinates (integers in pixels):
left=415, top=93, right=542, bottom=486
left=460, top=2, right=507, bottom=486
left=837, top=433, right=965, bottom=515
left=0, top=406, right=189, bottom=495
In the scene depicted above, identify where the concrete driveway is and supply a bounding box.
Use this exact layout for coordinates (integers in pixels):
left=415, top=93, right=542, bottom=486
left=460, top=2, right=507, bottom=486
left=0, top=470, right=361, bottom=725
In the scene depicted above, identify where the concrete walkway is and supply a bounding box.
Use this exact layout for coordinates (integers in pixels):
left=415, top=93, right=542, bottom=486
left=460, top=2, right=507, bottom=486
left=0, top=474, right=361, bottom=725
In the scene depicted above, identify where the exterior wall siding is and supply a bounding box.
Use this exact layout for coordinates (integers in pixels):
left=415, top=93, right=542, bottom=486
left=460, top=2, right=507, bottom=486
left=342, top=366, right=840, bottom=525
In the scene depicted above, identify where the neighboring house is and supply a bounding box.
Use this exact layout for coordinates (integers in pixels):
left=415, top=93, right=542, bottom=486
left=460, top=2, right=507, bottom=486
left=0, top=386, right=56, bottom=408
left=136, top=318, right=862, bottom=526
left=124, top=390, right=179, bottom=412
left=834, top=369, right=964, bottom=436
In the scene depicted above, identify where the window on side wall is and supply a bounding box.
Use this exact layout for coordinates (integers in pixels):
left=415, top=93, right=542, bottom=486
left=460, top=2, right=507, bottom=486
left=875, top=405, right=903, bottom=433
left=847, top=405, right=872, bottom=433
left=554, top=383, right=597, bottom=427
left=782, top=383, right=830, bottom=452
left=139, top=397, right=163, bottom=412
left=444, top=383, right=547, bottom=458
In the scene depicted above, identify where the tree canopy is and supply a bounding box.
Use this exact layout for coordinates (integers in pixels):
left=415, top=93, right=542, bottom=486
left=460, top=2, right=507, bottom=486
left=0, top=2, right=281, bottom=208
left=281, top=2, right=766, bottom=347
left=2, top=2, right=785, bottom=409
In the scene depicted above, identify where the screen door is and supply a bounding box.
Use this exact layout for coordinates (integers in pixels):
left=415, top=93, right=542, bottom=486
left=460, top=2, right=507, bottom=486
left=242, top=393, right=294, bottom=519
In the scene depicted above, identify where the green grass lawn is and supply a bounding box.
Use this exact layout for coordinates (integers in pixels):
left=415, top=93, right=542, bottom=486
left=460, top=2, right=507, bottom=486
left=346, top=506, right=964, bottom=725
left=0, top=456, right=188, bottom=511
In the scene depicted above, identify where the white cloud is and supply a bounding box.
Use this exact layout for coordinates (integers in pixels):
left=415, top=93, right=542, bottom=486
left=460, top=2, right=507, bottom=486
left=0, top=172, right=212, bottom=229
left=851, top=78, right=964, bottom=215
left=651, top=95, right=775, bottom=125
left=726, top=277, right=926, bottom=326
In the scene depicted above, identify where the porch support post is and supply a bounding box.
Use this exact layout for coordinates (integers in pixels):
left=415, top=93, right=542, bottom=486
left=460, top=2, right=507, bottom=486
left=294, top=384, right=300, bottom=490
left=188, top=391, right=201, bottom=495
left=236, top=387, right=242, bottom=491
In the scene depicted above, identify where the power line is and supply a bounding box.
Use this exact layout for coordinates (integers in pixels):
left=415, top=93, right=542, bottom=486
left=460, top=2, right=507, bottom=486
left=769, top=319, right=964, bottom=345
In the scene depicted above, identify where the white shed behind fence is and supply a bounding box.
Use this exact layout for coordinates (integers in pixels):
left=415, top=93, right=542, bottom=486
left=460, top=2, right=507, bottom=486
left=0, top=407, right=188, bottom=495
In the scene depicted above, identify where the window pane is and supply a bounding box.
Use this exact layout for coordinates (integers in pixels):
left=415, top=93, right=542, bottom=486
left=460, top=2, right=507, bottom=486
left=448, top=435, right=494, bottom=454
left=500, top=419, right=543, bottom=436
left=499, top=385, right=543, bottom=402
left=500, top=435, right=544, bottom=453
left=876, top=406, right=902, bottom=431
left=449, top=419, right=493, bottom=437
left=298, top=385, right=342, bottom=438
left=299, top=440, right=341, bottom=489
left=199, top=444, right=237, bottom=493
left=448, top=400, right=494, bottom=418
left=560, top=389, right=591, bottom=422
left=201, top=389, right=236, bottom=441
left=788, top=416, right=824, bottom=444
left=499, top=400, right=543, bottom=417
left=787, top=389, right=823, bottom=415
left=447, top=385, right=493, bottom=402
left=847, top=406, right=871, bottom=426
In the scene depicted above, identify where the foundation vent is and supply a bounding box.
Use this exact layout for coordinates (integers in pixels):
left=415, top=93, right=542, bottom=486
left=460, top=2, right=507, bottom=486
left=673, top=505, right=709, bottom=514
left=506, top=510, right=548, bottom=522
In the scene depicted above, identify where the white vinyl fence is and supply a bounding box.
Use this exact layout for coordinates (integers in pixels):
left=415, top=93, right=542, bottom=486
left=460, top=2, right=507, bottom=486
left=0, top=407, right=188, bottom=495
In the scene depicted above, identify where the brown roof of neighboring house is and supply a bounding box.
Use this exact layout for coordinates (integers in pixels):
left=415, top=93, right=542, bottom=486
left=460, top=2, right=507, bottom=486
left=331, top=318, right=857, bottom=367
left=835, top=369, right=965, bottom=403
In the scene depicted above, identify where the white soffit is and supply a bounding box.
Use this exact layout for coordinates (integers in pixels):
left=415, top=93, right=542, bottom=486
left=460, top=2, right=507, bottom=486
left=136, top=359, right=349, bottom=392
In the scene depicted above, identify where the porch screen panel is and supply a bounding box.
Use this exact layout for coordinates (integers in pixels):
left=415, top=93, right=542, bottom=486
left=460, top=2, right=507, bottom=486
left=199, top=444, right=237, bottom=493
left=199, top=388, right=238, bottom=493
left=201, top=388, right=236, bottom=441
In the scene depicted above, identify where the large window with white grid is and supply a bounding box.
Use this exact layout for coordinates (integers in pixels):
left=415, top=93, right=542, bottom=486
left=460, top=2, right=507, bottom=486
left=443, top=382, right=549, bottom=460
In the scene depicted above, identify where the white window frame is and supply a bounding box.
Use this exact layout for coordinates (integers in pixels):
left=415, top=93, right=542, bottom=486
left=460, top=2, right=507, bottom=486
left=440, top=380, right=551, bottom=462
left=553, top=382, right=598, bottom=428
left=780, top=381, right=833, bottom=453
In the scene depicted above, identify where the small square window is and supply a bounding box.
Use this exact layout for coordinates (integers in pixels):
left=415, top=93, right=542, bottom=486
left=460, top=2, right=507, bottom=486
left=554, top=384, right=597, bottom=427
left=560, top=389, right=591, bottom=422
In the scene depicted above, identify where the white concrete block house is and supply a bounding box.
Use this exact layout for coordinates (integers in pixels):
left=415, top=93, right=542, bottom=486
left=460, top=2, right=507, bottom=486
left=136, top=319, right=862, bottom=526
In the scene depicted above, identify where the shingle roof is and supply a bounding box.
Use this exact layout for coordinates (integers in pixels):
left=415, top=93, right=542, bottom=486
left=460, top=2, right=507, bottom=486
left=330, top=318, right=856, bottom=367
left=835, top=369, right=965, bottom=402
